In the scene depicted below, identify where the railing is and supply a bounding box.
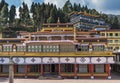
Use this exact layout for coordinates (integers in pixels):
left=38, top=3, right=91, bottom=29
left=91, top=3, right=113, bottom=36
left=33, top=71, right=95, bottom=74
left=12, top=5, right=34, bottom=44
left=0, top=51, right=114, bottom=57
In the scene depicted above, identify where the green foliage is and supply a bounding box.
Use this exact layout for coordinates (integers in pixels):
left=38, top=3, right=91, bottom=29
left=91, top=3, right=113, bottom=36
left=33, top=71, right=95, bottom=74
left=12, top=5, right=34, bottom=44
left=63, top=0, right=73, bottom=14
left=9, top=5, right=16, bottom=24
left=0, top=0, right=120, bottom=38
left=0, top=3, right=8, bottom=25
left=19, top=2, right=30, bottom=26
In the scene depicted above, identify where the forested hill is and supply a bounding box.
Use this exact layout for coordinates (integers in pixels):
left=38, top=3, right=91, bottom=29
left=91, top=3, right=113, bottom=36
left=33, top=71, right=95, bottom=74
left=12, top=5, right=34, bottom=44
left=0, top=0, right=120, bottom=36
left=108, top=14, right=120, bottom=23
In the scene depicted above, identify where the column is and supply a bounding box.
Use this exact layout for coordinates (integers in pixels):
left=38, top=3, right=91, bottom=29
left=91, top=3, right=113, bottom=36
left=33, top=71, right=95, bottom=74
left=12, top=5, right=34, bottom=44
left=41, top=64, right=43, bottom=76
left=25, top=65, right=28, bottom=78
left=0, top=65, right=1, bottom=74
left=74, top=64, right=77, bottom=79
left=14, top=65, right=17, bottom=74
left=106, top=64, right=111, bottom=79
left=90, top=64, right=94, bottom=79
left=58, top=64, right=61, bottom=78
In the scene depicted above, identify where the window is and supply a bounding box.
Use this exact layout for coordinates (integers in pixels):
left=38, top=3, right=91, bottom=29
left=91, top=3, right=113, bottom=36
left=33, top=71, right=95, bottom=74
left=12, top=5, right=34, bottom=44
left=29, top=65, right=39, bottom=73
left=115, top=40, right=119, bottom=43
left=17, top=65, right=25, bottom=73
left=94, top=65, right=105, bottom=73
left=3, top=45, right=12, bottom=52
left=1, top=65, right=9, bottom=73
left=43, top=64, right=50, bottom=72
left=109, top=33, right=113, bottom=36
left=93, top=45, right=104, bottom=51
left=101, top=33, right=105, bottom=36
left=115, top=33, right=119, bottom=36
left=108, top=40, right=113, bottom=43
left=17, top=46, right=26, bottom=52
left=61, top=64, right=74, bottom=73
left=78, top=65, right=89, bottom=73
left=106, top=33, right=108, bottom=36
left=80, top=46, right=89, bottom=51
left=43, top=45, right=59, bottom=52
left=27, top=45, right=41, bottom=52
left=115, top=47, right=119, bottom=50
left=107, top=47, right=113, bottom=51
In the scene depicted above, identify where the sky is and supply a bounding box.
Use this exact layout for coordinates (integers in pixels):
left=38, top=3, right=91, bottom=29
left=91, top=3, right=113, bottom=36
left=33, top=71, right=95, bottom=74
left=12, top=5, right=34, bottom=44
left=1, top=0, right=120, bottom=18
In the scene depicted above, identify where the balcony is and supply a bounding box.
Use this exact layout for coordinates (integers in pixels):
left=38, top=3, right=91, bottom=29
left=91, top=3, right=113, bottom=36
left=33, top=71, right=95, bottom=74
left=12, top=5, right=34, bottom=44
left=0, top=51, right=114, bottom=57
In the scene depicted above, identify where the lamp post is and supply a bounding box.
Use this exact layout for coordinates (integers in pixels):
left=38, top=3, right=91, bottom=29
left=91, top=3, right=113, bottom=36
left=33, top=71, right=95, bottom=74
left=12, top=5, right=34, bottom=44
left=9, top=56, right=14, bottom=83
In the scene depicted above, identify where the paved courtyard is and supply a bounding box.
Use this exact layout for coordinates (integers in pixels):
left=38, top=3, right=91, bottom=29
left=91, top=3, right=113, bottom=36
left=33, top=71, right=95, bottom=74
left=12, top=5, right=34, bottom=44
left=0, top=78, right=120, bottom=83
left=0, top=72, right=120, bottom=83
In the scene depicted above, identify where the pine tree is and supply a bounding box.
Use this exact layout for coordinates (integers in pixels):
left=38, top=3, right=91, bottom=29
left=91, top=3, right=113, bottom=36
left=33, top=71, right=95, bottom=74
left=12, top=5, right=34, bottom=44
left=111, top=16, right=120, bottom=29
left=47, top=8, right=56, bottom=23
left=0, top=3, right=8, bottom=25
left=9, top=5, right=16, bottom=25
left=63, top=0, right=72, bottom=14
left=19, top=2, right=30, bottom=26
left=0, top=0, right=6, bottom=11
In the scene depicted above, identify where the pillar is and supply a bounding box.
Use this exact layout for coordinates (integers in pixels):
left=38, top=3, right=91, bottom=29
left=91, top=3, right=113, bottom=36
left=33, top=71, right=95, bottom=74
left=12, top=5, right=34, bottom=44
left=29, top=34, right=31, bottom=41
left=58, top=64, right=61, bottom=78
left=41, top=64, right=43, bottom=76
left=25, top=65, right=28, bottom=78
left=0, top=65, right=1, bottom=73
left=74, top=64, right=77, bottom=79
left=106, top=64, right=111, bottom=79
left=14, top=65, right=17, bottom=74
left=90, top=64, right=94, bottom=79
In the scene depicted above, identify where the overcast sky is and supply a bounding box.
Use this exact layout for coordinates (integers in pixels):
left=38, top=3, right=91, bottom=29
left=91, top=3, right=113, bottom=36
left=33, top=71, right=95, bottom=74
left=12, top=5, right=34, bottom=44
left=1, top=0, right=120, bottom=17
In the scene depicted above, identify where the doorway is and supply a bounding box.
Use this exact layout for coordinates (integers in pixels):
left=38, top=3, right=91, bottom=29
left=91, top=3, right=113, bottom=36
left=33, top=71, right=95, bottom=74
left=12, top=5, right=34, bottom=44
left=43, top=64, right=58, bottom=75
left=51, top=64, right=55, bottom=72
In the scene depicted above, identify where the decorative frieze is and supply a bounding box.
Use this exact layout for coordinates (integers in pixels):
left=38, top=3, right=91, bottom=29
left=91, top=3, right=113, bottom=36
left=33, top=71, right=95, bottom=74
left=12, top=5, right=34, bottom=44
left=43, top=57, right=59, bottom=64
left=76, top=57, right=90, bottom=64
left=60, top=57, right=75, bottom=64
left=91, top=57, right=106, bottom=64
left=0, top=56, right=115, bottom=64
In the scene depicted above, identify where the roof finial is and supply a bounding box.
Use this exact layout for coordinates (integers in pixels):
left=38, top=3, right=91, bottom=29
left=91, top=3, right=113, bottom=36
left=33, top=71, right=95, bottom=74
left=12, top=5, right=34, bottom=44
left=57, top=17, right=60, bottom=23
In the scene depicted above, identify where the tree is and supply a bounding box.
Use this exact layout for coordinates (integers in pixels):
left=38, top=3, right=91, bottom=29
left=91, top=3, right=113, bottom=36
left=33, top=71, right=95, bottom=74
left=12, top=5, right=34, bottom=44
left=84, top=5, right=89, bottom=13
left=19, top=2, right=30, bottom=26
left=0, top=0, right=6, bottom=11
left=73, top=3, right=81, bottom=12
left=111, top=16, right=120, bottom=29
left=0, top=3, right=8, bottom=25
left=47, top=8, right=56, bottom=23
left=24, top=4, right=30, bottom=25
left=9, top=5, right=16, bottom=25
left=44, top=3, right=51, bottom=23
left=57, top=8, right=66, bottom=23
left=63, top=0, right=72, bottom=14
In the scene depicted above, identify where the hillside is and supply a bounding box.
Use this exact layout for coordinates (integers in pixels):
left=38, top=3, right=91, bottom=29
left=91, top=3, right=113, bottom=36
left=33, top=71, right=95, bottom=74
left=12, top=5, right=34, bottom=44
left=0, top=0, right=120, bottom=37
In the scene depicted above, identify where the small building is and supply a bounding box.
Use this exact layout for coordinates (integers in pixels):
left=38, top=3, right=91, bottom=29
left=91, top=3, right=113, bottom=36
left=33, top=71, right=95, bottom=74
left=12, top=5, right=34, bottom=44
left=100, top=30, right=120, bottom=51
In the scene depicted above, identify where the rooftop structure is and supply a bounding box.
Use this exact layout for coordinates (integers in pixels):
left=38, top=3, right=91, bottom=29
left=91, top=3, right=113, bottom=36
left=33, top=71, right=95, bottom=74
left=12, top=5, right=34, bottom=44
left=69, top=11, right=110, bottom=31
